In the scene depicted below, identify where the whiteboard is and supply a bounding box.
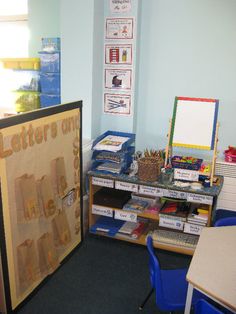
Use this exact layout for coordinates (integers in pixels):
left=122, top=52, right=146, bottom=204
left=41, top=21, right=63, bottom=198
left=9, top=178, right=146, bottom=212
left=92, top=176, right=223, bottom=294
left=170, top=97, right=219, bottom=150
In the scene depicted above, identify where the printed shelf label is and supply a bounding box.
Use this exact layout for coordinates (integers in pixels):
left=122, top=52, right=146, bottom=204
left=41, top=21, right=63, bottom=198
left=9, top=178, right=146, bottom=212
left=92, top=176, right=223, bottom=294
left=139, top=185, right=164, bottom=197
left=187, top=193, right=213, bottom=205
left=174, top=168, right=199, bottom=182
left=114, top=210, right=137, bottom=222
left=164, top=189, right=187, bottom=199
left=92, top=177, right=114, bottom=188
left=92, top=205, right=113, bottom=217
left=115, top=181, right=138, bottom=192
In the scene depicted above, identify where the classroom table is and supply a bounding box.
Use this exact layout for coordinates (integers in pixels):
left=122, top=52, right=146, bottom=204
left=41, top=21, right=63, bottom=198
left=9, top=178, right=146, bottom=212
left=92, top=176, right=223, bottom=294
left=184, top=226, right=236, bottom=314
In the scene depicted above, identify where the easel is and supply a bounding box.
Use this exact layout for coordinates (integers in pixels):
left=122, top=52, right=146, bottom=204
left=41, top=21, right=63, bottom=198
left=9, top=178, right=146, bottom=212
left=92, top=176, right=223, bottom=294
left=164, top=97, right=219, bottom=187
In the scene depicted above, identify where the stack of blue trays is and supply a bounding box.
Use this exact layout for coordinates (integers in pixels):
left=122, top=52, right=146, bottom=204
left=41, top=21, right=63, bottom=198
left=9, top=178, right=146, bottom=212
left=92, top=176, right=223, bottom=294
left=91, top=130, right=135, bottom=175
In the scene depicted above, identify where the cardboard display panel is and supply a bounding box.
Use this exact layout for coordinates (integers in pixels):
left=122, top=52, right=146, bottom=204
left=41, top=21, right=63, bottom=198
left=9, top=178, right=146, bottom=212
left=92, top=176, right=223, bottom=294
left=0, top=101, right=82, bottom=312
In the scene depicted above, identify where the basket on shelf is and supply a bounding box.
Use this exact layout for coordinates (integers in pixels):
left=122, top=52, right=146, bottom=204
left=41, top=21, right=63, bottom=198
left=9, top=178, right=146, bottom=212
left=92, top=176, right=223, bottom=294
left=138, top=157, right=164, bottom=182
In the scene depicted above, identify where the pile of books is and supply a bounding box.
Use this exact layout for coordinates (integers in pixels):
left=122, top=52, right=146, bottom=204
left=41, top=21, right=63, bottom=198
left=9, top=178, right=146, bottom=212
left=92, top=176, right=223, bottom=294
left=91, top=130, right=135, bottom=175
left=116, top=219, right=148, bottom=240
left=184, top=206, right=209, bottom=235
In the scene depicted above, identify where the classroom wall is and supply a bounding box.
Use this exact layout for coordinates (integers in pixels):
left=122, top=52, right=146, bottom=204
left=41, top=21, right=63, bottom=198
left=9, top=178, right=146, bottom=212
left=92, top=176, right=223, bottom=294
left=28, top=0, right=60, bottom=56
left=28, top=0, right=236, bottom=154
left=136, top=0, right=236, bottom=155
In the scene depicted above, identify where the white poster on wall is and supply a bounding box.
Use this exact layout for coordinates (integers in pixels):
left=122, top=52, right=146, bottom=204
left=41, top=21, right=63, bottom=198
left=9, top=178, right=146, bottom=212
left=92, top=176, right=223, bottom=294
left=110, top=0, right=132, bottom=13
left=105, top=68, right=132, bottom=90
left=105, top=44, right=132, bottom=65
left=104, top=93, right=131, bottom=115
left=106, top=18, right=134, bottom=39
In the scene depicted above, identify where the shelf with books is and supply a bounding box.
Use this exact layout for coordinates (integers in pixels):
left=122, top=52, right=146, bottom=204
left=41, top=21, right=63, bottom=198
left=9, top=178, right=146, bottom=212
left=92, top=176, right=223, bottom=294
left=88, top=171, right=223, bottom=255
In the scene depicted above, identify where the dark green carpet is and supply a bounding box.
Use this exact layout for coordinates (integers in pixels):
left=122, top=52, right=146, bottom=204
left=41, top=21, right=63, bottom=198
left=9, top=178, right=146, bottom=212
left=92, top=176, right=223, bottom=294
left=17, top=234, right=192, bottom=314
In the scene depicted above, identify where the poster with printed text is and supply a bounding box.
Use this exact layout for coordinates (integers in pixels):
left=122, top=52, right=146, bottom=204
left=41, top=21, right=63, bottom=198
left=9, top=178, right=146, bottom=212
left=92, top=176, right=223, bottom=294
left=106, top=18, right=134, bottom=39
left=104, top=93, right=131, bottom=115
left=105, top=44, right=132, bottom=65
left=105, top=68, right=132, bottom=90
left=110, top=0, right=132, bottom=13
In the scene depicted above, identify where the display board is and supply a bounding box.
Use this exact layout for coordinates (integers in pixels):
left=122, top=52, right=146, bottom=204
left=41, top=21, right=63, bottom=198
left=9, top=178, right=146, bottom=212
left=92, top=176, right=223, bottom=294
left=170, top=96, right=219, bottom=150
left=0, top=101, right=82, bottom=312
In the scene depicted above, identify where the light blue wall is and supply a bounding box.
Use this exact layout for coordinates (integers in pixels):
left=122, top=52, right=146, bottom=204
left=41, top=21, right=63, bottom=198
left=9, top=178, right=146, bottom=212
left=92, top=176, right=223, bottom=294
left=136, top=0, right=236, bottom=154
left=28, top=0, right=236, bottom=154
left=28, top=0, right=60, bottom=56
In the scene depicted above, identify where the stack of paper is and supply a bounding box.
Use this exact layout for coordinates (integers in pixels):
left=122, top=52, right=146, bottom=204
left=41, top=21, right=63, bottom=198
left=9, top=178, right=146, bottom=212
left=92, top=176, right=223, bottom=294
left=93, top=135, right=130, bottom=152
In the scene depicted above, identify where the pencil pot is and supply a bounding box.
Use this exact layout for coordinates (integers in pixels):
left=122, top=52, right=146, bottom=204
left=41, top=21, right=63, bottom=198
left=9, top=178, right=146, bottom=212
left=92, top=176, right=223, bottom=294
left=138, top=157, right=164, bottom=182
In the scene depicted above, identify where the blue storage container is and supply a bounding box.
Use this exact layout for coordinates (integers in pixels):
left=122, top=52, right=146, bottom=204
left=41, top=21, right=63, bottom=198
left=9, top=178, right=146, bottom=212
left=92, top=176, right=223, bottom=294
left=41, top=37, right=60, bottom=52
left=40, top=94, right=61, bottom=107
left=40, top=72, right=60, bottom=94
left=38, top=52, right=60, bottom=72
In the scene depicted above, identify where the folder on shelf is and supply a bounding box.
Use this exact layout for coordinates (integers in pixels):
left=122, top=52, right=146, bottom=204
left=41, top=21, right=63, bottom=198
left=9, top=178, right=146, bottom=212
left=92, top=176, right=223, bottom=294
left=90, top=216, right=125, bottom=236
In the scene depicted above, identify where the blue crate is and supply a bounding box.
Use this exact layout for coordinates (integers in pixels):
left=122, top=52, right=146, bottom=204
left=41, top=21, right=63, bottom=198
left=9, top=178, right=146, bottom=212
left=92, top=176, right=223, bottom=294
left=41, top=37, right=60, bottom=52
left=38, top=52, right=60, bottom=72
left=40, top=94, right=61, bottom=107
left=40, top=72, right=60, bottom=94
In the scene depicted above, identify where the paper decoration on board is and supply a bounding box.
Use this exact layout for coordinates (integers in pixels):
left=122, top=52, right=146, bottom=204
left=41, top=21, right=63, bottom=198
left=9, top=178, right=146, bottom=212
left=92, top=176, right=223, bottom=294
left=105, top=68, right=132, bottom=90
left=105, top=44, right=132, bottom=65
left=110, top=0, right=132, bottom=13
left=106, top=18, right=134, bottom=39
left=104, top=93, right=131, bottom=115
left=170, top=96, right=219, bottom=150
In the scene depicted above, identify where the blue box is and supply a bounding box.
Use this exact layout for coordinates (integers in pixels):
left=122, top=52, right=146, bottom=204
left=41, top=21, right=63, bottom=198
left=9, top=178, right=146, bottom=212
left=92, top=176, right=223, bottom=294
left=40, top=72, right=60, bottom=94
left=38, top=52, right=60, bottom=72
left=41, top=37, right=60, bottom=52
left=40, top=94, right=61, bottom=107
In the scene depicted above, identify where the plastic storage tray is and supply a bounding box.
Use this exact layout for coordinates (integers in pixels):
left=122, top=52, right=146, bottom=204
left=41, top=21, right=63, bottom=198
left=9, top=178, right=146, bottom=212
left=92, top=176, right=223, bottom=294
left=0, top=58, right=40, bottom=70
left=40, top=72, right=60, bottom=94
left=40, top=94, right=61, bottom=107
left=38, top=52, right=60, bottom=72
left=171, top=156, right=203, bottom=170
left=13, top=91, right=40, bottom=112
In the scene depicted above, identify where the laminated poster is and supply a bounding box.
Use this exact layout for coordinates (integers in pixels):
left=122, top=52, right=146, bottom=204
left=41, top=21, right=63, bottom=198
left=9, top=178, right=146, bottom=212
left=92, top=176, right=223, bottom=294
left=0, top=102, right=82, bottom=311
left=110, top=0, right=132, bottom=13
left=105, top=44, right=132, bottom=65
left=106, top=18, right=134, bottom=39
left=105, top=68, right=132, bottom=90
left=104, top=93, right=131, bottom=115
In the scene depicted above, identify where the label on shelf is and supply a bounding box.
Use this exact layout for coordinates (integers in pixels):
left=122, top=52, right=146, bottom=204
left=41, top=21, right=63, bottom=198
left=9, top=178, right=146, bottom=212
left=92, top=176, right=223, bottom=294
left=184, top=222, right=204, bottom=235
left=115, top=181, right=138, bottom=192
left=174, top=168, right=199, bottom=181
left=92, top=177, right=114, bottom=188
left=164, top=189, right=187, bottom=199
left=187, top=193, right=213, bottom=205
left=159, top=216, right=184, bottom=230
left=114, top=210, right=137, bottom=222
left=139, top=185, right=164, bottom=197
left=92, top=204, right=113, bottom=217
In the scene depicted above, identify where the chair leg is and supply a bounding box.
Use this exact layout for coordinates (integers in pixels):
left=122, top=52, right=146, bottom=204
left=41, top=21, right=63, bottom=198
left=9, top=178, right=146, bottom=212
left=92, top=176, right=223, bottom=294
left=139, top=288, right=154, bottom=310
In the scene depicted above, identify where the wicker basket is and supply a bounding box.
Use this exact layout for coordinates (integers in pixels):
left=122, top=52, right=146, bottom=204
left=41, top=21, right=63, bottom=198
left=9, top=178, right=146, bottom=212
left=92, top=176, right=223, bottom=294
left=138, top=157, right=164, bottom=182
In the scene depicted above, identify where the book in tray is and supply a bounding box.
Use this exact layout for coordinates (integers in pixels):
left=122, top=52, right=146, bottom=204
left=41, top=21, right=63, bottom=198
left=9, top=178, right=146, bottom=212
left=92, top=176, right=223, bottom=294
left=123, top=198, right=149, bottom=213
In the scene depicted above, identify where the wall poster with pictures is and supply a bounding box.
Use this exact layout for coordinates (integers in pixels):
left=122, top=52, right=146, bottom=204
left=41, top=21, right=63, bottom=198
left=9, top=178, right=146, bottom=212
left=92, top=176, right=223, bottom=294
left=105, top=44, right=132, bottom=65
left=105, top=68, right=132, bottom=90
left=0, top=101, right=83, bottom=313
left=105, top=18, right=134, bottom=39
left=104, top=93, right=131, bottom=115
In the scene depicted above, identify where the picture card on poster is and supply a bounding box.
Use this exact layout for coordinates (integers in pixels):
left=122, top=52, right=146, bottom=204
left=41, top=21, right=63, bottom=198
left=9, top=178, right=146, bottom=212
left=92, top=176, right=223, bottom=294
left=105, top=68, right=132, bottom=90
left=106, top=18, right=134, bottom=39
left=105, top=44, right=132, bottom=65
left=110, top=0, right=132, bottom=13
left=104, top=93, right=131, bottom=115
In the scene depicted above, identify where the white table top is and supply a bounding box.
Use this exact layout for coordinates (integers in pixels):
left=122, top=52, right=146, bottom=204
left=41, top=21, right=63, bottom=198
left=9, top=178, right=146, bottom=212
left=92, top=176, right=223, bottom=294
left=186, top=226, right=236, bottom=311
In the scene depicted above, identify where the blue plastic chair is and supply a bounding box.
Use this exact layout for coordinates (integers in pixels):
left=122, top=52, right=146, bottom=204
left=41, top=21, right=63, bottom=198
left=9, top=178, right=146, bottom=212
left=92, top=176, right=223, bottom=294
left=195, top=299, right=224, bottom=314
left=139, top=236, right=204, bottom=312
left=214, top=216, right=236, bottom=227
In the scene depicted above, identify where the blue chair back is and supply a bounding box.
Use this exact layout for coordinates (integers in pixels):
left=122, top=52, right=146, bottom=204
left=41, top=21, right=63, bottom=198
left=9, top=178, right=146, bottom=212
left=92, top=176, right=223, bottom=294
left=146, top=236, right=162, bottom=292
left=214, top=217, right=236, bottom=227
